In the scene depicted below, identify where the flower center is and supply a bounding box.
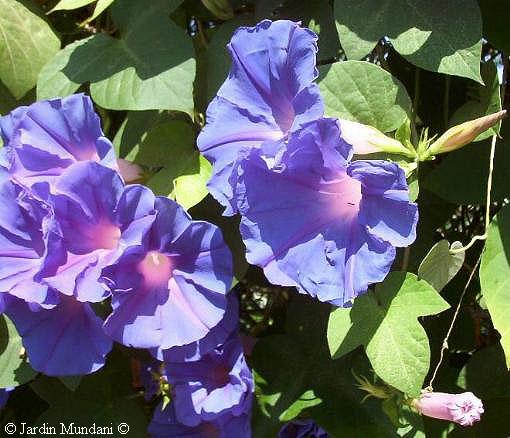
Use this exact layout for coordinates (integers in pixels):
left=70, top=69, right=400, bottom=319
left=137, top=251, right=172, bottom=287
left=211, top=363, right=231, bottom=386
left=199, top=422, right=220, bottom=437
left=330, top=174, right=362, bottom=219
left=93, top=222, right=121, bottom=250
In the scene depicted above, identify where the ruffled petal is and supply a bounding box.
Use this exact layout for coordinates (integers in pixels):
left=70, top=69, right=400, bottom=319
left=348, top=160, right=418, bottom=247
left=236, top=120, right=402, bottom=305
left=197, top=20, right=323, bottom=215
left=6, top=295, right=112, bottom=376
left=5, top=94, right=116, bottom=187
left=151, top=292, right=238, bottom=363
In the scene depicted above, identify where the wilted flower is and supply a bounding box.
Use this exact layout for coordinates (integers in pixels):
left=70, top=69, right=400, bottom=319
left=165, top=334, right=254, bottom=427
left=0, top=94, right=116, bottom=191
left=102, top=189, right=232, bottom=351
left=413, top=391, right=484, bottom=426
left=197, top=19, right=324, bottom=215
left=236, top=118, right=417, bottom=305
left=279, top=419, right=329, bottom=437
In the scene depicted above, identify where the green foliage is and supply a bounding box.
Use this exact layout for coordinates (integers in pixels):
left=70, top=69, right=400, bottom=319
left=2, top=0, right=509, bottom=434
left=319, top=61, right=412, bottom=132
left=113, top=111, right=211, bottom=209
left=38, top=0, right=195, bottom=113
left=480, top=204, right=510, bottom=368
left=424, top=121, right=510, bottom=204
left=0, top=315, right=36, bottom=388
left=328, top=272, right=450, bottom=396
left=31, top=350, right=147, bottom=434
left=0, top=0, right=60, bottom=99
left=50, top=0, right=115, bottom=23
left=334, top=0, right=483, bottom=82
left=449, top=61, right=502, bottom=142
left=418, top=240, right=465, bottom=292
left=252, top=295, right=397, bottom=437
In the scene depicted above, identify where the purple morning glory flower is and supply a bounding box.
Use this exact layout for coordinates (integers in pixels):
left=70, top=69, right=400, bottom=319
left=102, top=194, right=232, bottom=351
left=197, top=19, right=324, bottom=215
left=165, top=334, right=254, bottom=427
left=0, top=169, right=64, bottom=306
left=150, top=291, right=239, bottom=363
left=148, top=402, right=251, bottom=438
left=42, top=161, right=156, bottom=303
left=0, top=94, right=116, bottom=190
left=236, top=118, right=418, bottom=306
left=279, top=419, right=329, bottom=438
left=5, top=295, right=112, bottom=376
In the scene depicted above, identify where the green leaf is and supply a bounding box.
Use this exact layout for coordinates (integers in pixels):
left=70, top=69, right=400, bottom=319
left=318, top=61, right=412, bottom=133
left=449, top=61, right=502, bottom=142
left=480, top=204, right=510, bottom=368
left=32, top=350, right=147, bottom=435
left=0, top=0, right=60, bottom=98
left=133, top=118, right=195, bottom=168
left=418, top=240, right=465, bottom=292
left=253, top=294, right=397, bottom=437
left=328, top=272, right=450, bottom=395
left=112, top=110, right=162, bottom=159
left=333, top=0, right=482, bottom=82
left=85, top=0, right=115, bottom=22
left=0, top=315, right=36, bottom=388
left=49, top=0, right=95, bottom=11
left=120, top=114, right=211, bottom=210
left=147, top=155, right=211, bottom=210
left=457, top=343, right=510, bottom=399
left=38, top=0, right=195, bottom=113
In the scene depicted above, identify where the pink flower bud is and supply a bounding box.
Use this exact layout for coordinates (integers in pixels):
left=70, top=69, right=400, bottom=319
left=428, top=110, right=507, bottom=155
left=339, top=119, right=413, bottom=156
left=414, top=392, right=484, bottom=426
left=117, top=158, right=144, bottom=184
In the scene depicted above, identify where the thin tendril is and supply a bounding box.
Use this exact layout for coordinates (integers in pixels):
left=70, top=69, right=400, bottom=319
left=450, top=134, right=497, bottom=255
left=425, top=254, right=482, bottom=392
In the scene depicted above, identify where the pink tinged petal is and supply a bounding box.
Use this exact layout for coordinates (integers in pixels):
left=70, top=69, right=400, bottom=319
left=415, top=392, right=484, bottom=427
left=51, top=162, right=124, bottom=253
left=236, top=119, right=403, bottom=305
left=138, top=251, right=173, bottom=287
left=6, top=296, right=112, bottom=376
left=117, top=158, right=143, bottom=184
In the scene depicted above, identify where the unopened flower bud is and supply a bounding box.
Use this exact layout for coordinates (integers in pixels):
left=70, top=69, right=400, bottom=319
left=117, top=158, right=144, bottom=184
left=428, top=110, right=507, bottom=155
left=413, top=391, right=484, bottom=426
left=339, top=119, right=414, bottom=157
